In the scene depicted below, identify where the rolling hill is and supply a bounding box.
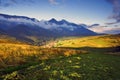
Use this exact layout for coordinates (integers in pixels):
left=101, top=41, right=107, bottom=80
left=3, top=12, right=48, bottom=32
left=54, top=34, right=120, bottom=48
left=0, top=34, right=120, bottom=80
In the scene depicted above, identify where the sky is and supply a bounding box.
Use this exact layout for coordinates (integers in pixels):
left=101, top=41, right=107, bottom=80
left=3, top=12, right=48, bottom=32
left=0, top=0, right=120, bottom=34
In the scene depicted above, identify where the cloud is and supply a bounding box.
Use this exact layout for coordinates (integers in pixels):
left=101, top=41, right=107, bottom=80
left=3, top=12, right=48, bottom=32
left=0, top=0, right=16, bottom=7
left=105, top=22, right=117, bottom=25
left=48, top=0, right=58, bottom=5
left=88, top=25, right=120, bottom=34
left=89, top=24, right=100, bottom=28
left=105, top=28, right=120, bottom=34
left=0, top=0, right=60, bottom=7
left=0, top=0, right=34, bottom=7
left=106, top=0, right=120, bottom=24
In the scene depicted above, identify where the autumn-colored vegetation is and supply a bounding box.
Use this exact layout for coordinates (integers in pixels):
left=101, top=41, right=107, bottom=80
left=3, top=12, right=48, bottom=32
left=0, top=43, right=86, bottom=68
left=0, top=34, right=120, bottom=80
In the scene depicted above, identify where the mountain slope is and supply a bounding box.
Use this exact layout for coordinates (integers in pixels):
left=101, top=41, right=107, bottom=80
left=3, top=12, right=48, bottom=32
left=0, top=13, right=97, bottom=44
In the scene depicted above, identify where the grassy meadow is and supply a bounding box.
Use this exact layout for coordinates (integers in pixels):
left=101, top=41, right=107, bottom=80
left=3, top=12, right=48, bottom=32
left=0, top=34, right=120, bottom=80
left=54, top=34, right=120, bottom=48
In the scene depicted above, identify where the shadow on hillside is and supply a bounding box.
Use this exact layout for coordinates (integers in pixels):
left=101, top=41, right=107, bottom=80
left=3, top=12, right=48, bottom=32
left=58, top=46, right=120, bottom=53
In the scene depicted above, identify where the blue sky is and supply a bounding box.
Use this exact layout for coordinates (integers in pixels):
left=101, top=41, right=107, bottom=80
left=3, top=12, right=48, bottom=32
left=0, top=0, right=114, bottom=25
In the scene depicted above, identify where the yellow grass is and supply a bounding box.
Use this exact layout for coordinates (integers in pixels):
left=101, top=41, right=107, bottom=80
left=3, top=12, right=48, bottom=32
left=0, top=42, right=86, bottom=68
left=55, top=35, right=120, bottom=48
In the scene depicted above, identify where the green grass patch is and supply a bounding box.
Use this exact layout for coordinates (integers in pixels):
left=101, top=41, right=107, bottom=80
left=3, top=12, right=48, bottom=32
left=1, top=52, right=120, bottom=80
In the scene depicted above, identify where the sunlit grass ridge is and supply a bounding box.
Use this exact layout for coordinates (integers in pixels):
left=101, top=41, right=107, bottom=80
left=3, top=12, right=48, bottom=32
left=55, top=35, right=120, bottom=48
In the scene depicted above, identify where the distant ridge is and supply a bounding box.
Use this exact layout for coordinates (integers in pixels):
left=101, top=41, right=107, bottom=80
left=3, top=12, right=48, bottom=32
left=0, top=13, right=98, bottom=44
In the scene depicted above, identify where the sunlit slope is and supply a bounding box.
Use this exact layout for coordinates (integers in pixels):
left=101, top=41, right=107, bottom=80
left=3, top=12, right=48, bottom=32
left=0, top=35, right=34, bottom=54
left=0, top=35, right=120, bottom=79
left=55, top=34, right=120, bottom=48
left=0, top=35, right=86, bottom=68
left=0, top=36, right=39, bottom=63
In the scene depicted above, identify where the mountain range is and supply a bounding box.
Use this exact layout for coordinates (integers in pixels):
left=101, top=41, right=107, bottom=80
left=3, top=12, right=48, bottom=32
left=0, top=13, right=97, bottom=44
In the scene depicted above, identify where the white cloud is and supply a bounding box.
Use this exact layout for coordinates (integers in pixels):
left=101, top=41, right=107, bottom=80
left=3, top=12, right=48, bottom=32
left=0, top=15, right=38, bottom=26
left=39, top=20, right=76, bottom=31
left=88, top=26, right=120, bottom=34
left=0, top=0, right=34, bottom=7
left=48, top=0, right=58, bottom=5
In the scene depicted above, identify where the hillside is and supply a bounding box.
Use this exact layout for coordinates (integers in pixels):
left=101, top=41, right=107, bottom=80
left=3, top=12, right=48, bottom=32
left=0, top=34, right=32, bottom=45
left=0, top=34, right=120, bottom=80
left=54, top=34, right=120, bottom=48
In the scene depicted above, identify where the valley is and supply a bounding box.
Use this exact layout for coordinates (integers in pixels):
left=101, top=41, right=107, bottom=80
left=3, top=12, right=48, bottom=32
left=0, top=34, right=120, bottom=80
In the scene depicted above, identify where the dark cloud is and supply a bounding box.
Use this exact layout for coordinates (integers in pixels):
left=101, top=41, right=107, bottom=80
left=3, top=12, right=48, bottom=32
left=86, top=24, right=100, bottom=28
left=106, top=22, right=117, bottom=25
left=91, top=24, right=100, bottom=27
left=106, top=0, right=120, bottom=24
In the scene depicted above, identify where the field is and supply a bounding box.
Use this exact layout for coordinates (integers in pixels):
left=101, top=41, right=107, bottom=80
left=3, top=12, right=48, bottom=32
left=0, top=34, right=120, bottom=80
